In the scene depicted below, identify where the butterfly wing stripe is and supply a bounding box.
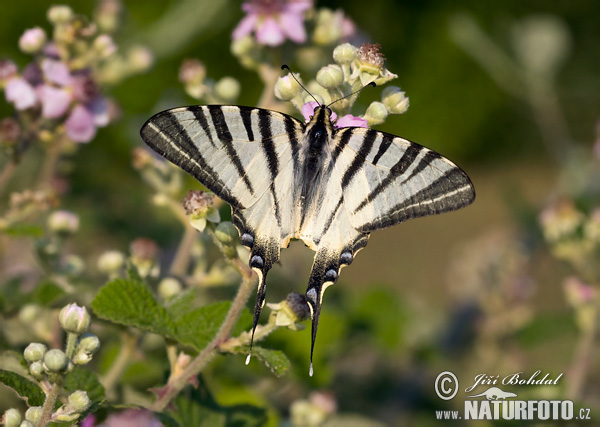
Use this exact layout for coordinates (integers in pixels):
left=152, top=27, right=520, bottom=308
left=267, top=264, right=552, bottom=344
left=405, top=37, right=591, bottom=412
left=207, top=105, right=255, bottom=195
left=332, top=128, right=353, bottom=163
left=284, top=115, right=301, bottom=177
left=140, top=111, right=241, bottom=208
left=191, top=108, right=216, bottom=148
left=238, top=106, right=255, bottom=141
left=372, top=133, right=394, bottom=164
left=340, top=129, right=378, bottom=189
left=353, top=142, right=423, bottom=213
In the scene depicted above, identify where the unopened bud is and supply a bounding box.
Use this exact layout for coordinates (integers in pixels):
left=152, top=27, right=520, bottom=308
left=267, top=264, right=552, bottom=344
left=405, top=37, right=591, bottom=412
left=381, top=86, right=409, bottom=114
left=68, top=390, right=91, bottom=412
left=19, top=304, right=41, bottom=324
left=24, top=407, right=42, bottom=424
left=179, top=59, right=206, bottom=85
left=158, top=277, right=182, bottom=300
left=24, top=343, right=47, bottom=363
left=43, top=349, right=68, bottom=372
left=47, top=5, right=74, bottom=24
left=77, top=332, right=100, bottom=354
left=215, top=77, right=240, bottom=102
left=364, top=101, right=388, bottom=125
left=127, top=45, right=153, bottom=72
left=19, top=28, right=47, bottom=54
left=274, top=75, right=302, bottom=100
left=47, top=210, right=79, bottom=235
left=59, top=303, right=91, bottom=334
left=215, top=222, right=238, bottom=245
left=333, top=43, right=357, bottom=64
left=29, top=361, right=44, bottom=379
left=72, top=351, right=93, bottom=365
left=316, top=64, right=344, bottom=89
left=97, top=250, right=125, bottom=275
left=3, top=408, right=22, bottom=427
left=93, top=34, right=117, bottom=58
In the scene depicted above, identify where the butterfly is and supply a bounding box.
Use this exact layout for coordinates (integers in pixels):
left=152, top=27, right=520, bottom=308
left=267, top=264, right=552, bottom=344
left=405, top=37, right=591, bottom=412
left=141, top=97, right=475, bottom=375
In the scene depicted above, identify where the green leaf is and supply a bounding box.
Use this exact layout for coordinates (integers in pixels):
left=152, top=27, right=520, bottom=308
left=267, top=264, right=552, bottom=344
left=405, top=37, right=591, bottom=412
left=64, top=367, right=105, bottom=403
left=91, top=277, right=175, bottom=337
left=0, top=369, right=45, bottom=406
left=33, top=281, right=67, bottom=306
left=252, top=347, right=290, bottom=377
left=2, top=223, right=43, bottom=237
left=172, top=302, right=232, bottom=352
left=169, top=380, right=267, bottom=427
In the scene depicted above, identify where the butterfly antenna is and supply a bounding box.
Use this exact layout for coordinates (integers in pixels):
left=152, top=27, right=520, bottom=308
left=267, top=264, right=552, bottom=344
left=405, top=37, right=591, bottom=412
left=327, top=81, right=376, bottom=109
left=281, top=64, right=320, bottom=105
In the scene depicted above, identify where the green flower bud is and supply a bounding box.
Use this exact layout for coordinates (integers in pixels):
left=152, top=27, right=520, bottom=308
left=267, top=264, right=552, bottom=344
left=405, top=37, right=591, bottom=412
left=158, top=277, right=182, bottom=300
left=93, top=34, right=117, bottom=58
left=3, top=408, right=21, bottom=427
left=72, top=351, right=92, bottom=365
left=214, top=77, right=240, bottom=102
left=274, top=75, right=302, bottom=101
left=19, top=304, right=40, bottom=324
left=29, top=361, right=44, bottom=379
left=63, top=254, right=84, bottom=277
left=97, top=250, right=125, bottom=275
left=316, top=64, right=344, bottom=89
left=43, top=349, right=68, bottom=372
left=77, top=332, right=100, bottom=355
left=381, top=86, right=410, bottom=114
left=24, top=343, right=47, bottom=363
left=47, top=210, right=79, bottom=235
left=68, top=390, right=90, bottom=412
left=59, top=303, right=91, bottom=334
left=333, top=43, right=357, bottom=64
left=364, top=101, right=389, bottom=126
left=47, top=5, right=73, bottom=24
left=215, top=222, right=238, bottom=245
left=19, top=421, right=34, bottom=427
left=24, top=407, right=42, bottom=424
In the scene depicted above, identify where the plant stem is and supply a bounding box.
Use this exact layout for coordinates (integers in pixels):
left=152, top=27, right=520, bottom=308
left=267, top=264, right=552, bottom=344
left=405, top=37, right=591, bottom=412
left=169, top=224, right=197, bottom=277
left=36, top=381, right=62, bottom=427
left=37, top=141, right=61, bottom=191
left=99, top=330, right=138, bottom=400
left=150, top=266, right=256, bottom=412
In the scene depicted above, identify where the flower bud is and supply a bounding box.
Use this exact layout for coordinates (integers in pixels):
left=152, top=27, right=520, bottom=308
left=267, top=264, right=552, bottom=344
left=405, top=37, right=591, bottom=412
left=333, top=43, right=357, bottom=64
left=19, top=304, right=41, bottom=324
left=3, top=409, right=22, bottom=427
left=43, top=349, right=68, bottom=372
left=364, top=101, right=388, bottom=126
left=19, top=28, right=47, bottom=54
left=72, top=351, right=93, bottom=365
left=47, top=5, right=74, bottom=24
left=47, top=210, right=79, bottom=235
left=178, top=59, right=206, bottom=86
left=127, top=45, right=154, bottom=72
left=24, top=343, right=47, bottom=363
left=68, top=390, right=91, bottom=412
left=63, top=255, right=85, bottom=277
left=274, top=75, right=302, bottom=101
left=215, top=222, right=238, bottom=245
left=24, top=407, right=42, bottom=424
left=93, top=34, right=117, bottom=58
left=158, top=277, right=182, bottom=300
left=381, top=86, right=410, bottom=114
left=316, top=64, right=344, bottom=89
left=29, top=361, right=44, bottom=379
left=97, top=250, right=125, bottom=275
left=214, top=77, right=240, bottom=102
left=59, top=303, right=91, bottom=334
left=77, top=332, right=100, bottom=355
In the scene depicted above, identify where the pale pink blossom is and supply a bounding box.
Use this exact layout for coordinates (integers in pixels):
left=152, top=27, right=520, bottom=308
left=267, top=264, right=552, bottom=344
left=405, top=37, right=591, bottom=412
left=302, top=101, right=367, bottom=129
left=65, top=105, right=97, bottom=143
left=39, top=85, right=71, bottom=118
left=19, top=27, right=47, bottom=53
left=41, top=58, right=72, bottom=86
left=0, top=59, right=18, bottom=83
left=5, top=77, right=37, bottom=110
left=233, top=0, right=312, bottom=46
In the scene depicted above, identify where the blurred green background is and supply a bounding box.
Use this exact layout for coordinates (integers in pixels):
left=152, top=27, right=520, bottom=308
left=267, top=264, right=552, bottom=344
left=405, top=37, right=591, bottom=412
left=1, top=0, right=600, bottom=425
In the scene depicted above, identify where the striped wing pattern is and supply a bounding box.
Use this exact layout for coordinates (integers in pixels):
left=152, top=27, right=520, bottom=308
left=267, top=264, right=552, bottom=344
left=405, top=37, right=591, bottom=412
left=141, top=104, right=475, bottom=375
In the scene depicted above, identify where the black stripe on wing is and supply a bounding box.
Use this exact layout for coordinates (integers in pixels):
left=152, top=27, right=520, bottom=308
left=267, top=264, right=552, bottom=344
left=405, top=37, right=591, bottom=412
left=140, top=109, right=241, bottom=208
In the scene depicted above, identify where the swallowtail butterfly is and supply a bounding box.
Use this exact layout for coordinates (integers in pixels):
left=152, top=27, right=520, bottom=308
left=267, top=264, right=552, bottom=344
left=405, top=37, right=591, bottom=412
left=141, top=88, right=475, bottom=375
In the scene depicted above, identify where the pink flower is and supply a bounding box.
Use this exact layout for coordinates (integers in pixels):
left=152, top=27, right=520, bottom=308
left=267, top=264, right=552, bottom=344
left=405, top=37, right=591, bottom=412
left=19, top=27, right=47, bottom=53
left=302, top=101, right=367, bottom=129
left=5, top=77, right=37, bottom=110
left=104, top=409, right=162, bottom=427
left=65, top=105, right=97, bottom=143
left=0, top=59, right=18, bottom=83
left=39, top=85, right=71, bottom=119
left=233, top=0, right=312, bottom=46
left=41, top=58, right=72, bottom=86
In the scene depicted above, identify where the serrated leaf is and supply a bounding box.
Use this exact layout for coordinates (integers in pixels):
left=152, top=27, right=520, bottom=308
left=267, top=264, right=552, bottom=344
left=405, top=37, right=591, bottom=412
left=252, top=347, right=290, bottom=377
left=0, top=369, right=45, bottom=406
left=91, top=278, right=175, bottom=337
left=173, top=302, right=232, bottom=352
left=64, top=367, right=105, bottom=403
left=33, top=281, right=67, bottom=305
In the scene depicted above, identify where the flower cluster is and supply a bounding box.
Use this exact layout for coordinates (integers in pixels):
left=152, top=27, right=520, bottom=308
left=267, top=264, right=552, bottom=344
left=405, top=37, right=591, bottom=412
left=8, top=303, right=99, bottom=425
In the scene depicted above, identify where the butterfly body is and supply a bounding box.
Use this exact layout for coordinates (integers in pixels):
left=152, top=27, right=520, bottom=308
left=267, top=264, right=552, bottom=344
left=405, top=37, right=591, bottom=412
left=141, top=103, right=475, bottom=374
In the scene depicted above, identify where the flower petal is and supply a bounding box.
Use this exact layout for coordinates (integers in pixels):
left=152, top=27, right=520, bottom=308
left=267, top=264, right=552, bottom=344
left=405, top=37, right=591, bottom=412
left=40, top=85, right=71, bottom=119
left=41, top=59, right=72, bottom=86
left=5, top=77, right=38, bottom=110
left=335, top=114, right=368, bottom=129
left=65, top=105, right=96, bottom=143
left=279, top=12, right=307, bottom=43
left=256, top=16, right=285, bottom=46
left=302, top=101, right=320, bottom=122
left=232, top=14, right=258, bottom=40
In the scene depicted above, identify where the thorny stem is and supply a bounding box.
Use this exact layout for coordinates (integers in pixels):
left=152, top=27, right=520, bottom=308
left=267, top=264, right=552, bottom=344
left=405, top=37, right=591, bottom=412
left=150, top=262, right=256, bottom=412
left=36, top=380, right=62, bottom=427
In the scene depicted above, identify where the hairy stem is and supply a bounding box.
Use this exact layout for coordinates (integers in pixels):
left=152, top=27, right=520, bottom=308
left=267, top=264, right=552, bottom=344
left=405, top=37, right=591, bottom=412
left=150, top=265, right=256, bottom=412
left=36, top=381, right=62, bottom=427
